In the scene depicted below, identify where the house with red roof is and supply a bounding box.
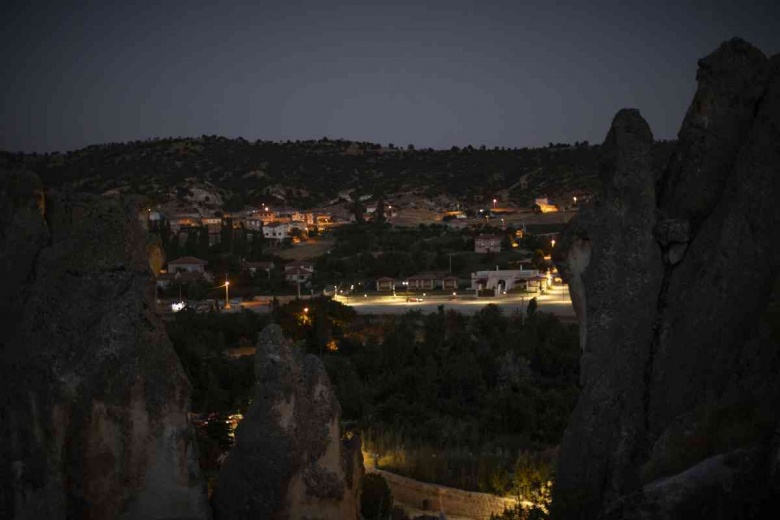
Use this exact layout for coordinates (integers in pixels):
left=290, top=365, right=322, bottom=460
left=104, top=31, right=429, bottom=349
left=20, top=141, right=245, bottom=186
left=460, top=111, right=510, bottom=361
left=168, top=256, right=208, bottom=274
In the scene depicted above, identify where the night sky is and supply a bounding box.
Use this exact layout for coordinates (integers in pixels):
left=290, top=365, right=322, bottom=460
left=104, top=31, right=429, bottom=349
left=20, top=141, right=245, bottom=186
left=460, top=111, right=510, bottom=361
left=2, top=0, right=779, bottom=153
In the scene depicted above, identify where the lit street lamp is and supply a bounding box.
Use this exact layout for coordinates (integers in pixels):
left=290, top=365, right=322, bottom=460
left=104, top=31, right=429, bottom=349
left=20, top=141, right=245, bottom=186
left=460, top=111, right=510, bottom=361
left=551, top=239, right=556, bottom=248
left=493, top=198, right=497, bottom=208
left=224, top=277, right=231, bottom=309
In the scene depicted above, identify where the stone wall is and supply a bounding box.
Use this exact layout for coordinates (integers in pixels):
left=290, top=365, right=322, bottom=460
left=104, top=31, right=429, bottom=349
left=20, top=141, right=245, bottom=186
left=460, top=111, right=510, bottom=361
left=368, top=468, right=522, bottom=520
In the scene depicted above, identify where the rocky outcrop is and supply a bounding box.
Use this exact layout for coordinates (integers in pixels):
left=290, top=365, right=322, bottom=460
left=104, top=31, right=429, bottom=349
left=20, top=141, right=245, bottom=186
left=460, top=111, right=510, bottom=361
left=211, top=324, right=363, bottom=519
left=0, top=171, right=210, bottom=519
left=553, top=39, right=780, bottom=519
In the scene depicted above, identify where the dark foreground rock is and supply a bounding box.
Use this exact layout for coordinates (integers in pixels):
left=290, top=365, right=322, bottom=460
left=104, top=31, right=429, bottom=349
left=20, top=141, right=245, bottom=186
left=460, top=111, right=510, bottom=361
left=211, top=324, right=364, bottom=519
left=0, top=171, right=210, bottom=519
left=553, top=38, right=780, bottom=519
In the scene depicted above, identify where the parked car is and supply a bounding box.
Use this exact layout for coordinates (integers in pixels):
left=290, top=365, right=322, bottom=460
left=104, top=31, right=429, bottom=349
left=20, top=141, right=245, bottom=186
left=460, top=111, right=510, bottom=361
left=406, top=297, right=423, bottom=303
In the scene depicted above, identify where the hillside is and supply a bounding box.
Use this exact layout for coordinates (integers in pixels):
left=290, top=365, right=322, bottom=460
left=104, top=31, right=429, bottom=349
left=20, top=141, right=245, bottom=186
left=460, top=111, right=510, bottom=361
left=0, top=137, right=676, bottom=209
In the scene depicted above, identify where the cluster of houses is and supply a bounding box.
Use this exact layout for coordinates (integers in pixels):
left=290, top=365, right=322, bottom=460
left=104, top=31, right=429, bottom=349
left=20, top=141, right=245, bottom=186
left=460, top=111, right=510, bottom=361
left=376, top=272, right=460, bottom=293
left=156, top=255, right=551, bottom=301
left=149, top=206, right=334, bottom=246
left=155, top=256, right=316, bottom=290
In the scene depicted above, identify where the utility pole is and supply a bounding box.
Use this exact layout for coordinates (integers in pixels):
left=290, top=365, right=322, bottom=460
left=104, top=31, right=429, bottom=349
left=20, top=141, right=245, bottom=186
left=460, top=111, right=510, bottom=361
left=224, top=274, right=230, bottom=309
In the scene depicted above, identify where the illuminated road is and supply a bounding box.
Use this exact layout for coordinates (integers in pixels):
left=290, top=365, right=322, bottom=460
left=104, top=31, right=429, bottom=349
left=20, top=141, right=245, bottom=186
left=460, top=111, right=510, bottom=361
left=337, top=284, right=576, bottom=319
left=236, top=285, right=576, bottom=320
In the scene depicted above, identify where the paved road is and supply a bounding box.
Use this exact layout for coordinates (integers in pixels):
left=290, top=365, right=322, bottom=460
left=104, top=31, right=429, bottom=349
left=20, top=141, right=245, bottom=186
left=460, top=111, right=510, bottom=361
left=238, top=285, right=576, bottom=320
left=339, top=284, right=576, bottom=319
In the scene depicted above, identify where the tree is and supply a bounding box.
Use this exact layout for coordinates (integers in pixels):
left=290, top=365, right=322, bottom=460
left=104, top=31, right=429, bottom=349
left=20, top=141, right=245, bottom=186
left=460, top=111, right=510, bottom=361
left=527, top=297, right=538, bottom=317
left=198, top=227, right=210, bottom=258
left=221, top=219, right=234, bottom=252
left=374, top=197, right=386, bottom=227
left=531, top=249, right=546, bottom=270
left=351, top=195, right=366, bottom=225
left=248, top=233, right=264, bottom=259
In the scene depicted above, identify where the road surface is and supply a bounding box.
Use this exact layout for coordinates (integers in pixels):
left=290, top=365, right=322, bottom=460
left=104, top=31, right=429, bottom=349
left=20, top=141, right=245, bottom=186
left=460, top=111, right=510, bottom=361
left=235, top=284, right=576, bottom=320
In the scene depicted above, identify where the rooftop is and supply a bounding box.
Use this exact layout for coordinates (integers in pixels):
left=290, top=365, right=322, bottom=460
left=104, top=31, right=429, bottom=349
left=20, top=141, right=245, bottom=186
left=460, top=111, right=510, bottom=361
left=168, top=256, right=208, bottom=265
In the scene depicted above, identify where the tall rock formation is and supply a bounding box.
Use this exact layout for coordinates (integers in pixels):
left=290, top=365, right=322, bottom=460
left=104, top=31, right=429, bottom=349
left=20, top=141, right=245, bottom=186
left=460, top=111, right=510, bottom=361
left=0, top=171, right=210, bottom=519
left=553, top=38, right=780, bottom=519
left=211, top=324, right=364, bottom=519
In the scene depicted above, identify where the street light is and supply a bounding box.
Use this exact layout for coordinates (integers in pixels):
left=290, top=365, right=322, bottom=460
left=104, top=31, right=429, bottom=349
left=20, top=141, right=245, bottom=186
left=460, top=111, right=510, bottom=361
left=551, top=239, right=556, bottom=248
left=573, top=196, right=577, bottom=205
left=224, top=277, right=231, bottom=309
left=493, top=198, right=497, bottom=208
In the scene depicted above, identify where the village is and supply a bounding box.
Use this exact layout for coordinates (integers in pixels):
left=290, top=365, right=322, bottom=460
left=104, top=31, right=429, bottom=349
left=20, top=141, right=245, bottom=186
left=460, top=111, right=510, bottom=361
left=147, top=192, right=583, bottom=319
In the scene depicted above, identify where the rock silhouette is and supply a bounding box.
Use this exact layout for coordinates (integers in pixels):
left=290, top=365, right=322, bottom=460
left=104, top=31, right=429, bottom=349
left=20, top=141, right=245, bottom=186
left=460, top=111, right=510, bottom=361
left=0, top=171, right=210, bottom=519
left=553, top=38, right=780, bottom=519
left=211, top=324, right=363, bottom=519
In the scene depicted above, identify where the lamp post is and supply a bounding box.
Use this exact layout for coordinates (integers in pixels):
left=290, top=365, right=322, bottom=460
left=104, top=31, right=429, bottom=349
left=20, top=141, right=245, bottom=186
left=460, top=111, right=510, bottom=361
left=493, top=198, right=497, bottom=208
left=224, top=276, right=230, bottom=309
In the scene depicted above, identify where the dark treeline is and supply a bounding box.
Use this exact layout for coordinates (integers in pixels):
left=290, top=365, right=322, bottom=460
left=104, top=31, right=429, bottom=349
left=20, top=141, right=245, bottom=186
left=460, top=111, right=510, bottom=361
left=0, top=136, right=677, bottom=208
left=315, top=222, right=551, bottom=284
left=166, top=298, right=580, bottom=501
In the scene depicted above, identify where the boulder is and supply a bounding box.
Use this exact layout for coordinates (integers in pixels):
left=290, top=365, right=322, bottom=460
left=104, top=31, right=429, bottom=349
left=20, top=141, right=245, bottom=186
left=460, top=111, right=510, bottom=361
left=211, top=324, right=363, bottom=519
left=0, top=171, right=210, bottom=519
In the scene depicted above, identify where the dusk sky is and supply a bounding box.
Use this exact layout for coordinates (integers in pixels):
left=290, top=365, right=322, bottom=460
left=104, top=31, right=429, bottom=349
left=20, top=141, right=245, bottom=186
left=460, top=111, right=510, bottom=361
left=2, top=0, right=779, bottom=153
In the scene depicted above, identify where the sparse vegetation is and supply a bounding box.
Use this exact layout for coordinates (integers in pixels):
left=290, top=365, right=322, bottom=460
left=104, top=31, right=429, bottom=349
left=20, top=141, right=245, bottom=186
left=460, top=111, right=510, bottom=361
left=0, top=137, right=677, bottom=208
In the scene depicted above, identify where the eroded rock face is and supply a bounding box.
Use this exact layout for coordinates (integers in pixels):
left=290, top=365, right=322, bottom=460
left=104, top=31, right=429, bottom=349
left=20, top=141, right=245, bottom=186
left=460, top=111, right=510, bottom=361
left=211, top=324, right=363, bottom=520
left=0, top=171, right=210, bottom=519
left=553, top=39, right=780, bottom=519
left=552, top=109, right=664, bottom=516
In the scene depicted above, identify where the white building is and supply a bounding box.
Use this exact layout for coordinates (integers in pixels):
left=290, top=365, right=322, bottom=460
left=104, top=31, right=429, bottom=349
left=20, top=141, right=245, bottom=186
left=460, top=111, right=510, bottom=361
left=245, top=216, right=264, bottom=231
left=263, top=222, right=291, bottom=241
left=471, top=268, right=550, bottom=295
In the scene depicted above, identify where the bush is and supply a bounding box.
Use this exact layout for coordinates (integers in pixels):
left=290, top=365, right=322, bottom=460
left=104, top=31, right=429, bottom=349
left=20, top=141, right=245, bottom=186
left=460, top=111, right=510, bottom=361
left=526, top=297, right=538, bottom=316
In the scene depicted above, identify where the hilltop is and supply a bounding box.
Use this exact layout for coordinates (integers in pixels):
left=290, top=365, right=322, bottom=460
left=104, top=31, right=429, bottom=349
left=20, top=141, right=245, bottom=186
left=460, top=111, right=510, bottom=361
left=0, top=137, right=676, bottom=210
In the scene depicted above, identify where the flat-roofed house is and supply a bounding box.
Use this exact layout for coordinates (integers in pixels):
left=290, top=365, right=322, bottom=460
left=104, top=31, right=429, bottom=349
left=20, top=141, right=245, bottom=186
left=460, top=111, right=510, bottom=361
left=376, top=277, right=395, bottom=292
left=442, top=275, right=459, bottom=291
left=406, top=273, right=437, bottom=291
left=284, top=267, right=313, bottom=284
left=475, top=234, right=502, bottom=253
left=263, top=222, right=291, bottom=241
left=244, top=260, right=274, bottom=278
